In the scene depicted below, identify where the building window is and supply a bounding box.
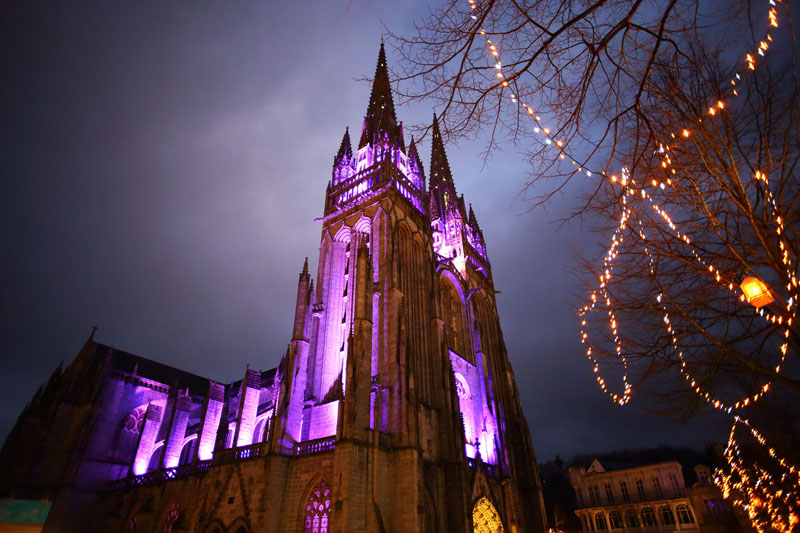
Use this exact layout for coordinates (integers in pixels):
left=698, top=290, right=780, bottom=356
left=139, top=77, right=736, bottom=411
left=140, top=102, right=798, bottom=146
left=624, top=510, right=639, bottom=527
left=454, top=373, right=470, bottom=400
left=652, top=476, right=662, bottom=498
left=705, top=499, right=729, bottom=519
left=669, top=472, right=681, bottom=492
left=161, top=503, right=179, bottom=533
left=609, top=511, right=623, bottom=529
left=620, top=481, right=629, bottom=502
left=472, top=497, right=505, bottom=533
left=641, top=508, right=656, bottom=527
left=604, top=483, right=614, bottom=504
left=636, top=479, right=645, bottom=500
left=594, top=513, right=608, bottom=531
left=303, top=479, right=332, bottom=533
left=659, top=506, right=676, bottom=525
left=676, top=504, right=695, bottom=524
left=698, top=469, right=710, bottom=485
left=589, top=485, right=601, bottom=506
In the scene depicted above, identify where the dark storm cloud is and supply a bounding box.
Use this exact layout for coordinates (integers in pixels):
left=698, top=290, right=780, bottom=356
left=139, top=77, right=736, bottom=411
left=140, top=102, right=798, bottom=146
left=0, top=1, right=725, bottom=462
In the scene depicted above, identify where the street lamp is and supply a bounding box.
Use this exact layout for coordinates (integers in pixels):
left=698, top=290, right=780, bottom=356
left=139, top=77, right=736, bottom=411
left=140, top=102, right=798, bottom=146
left=740, top=276, right=775, bottom=309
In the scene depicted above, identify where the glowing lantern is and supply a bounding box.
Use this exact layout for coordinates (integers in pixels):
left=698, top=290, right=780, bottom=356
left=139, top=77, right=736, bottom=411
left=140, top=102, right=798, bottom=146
left=740, top=276, right=774, bottom=308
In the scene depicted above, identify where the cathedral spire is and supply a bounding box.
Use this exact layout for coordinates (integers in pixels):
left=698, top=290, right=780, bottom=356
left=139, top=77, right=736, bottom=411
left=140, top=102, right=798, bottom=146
left=429, top=113, right=458, bottom=220
left=359, top=43, right=404, bottom=151
left=429, top=113, right=456, bottom=193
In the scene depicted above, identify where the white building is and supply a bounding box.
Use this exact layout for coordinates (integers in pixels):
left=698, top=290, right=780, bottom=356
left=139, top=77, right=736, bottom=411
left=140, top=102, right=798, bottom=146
left=569, top=459, right=699, bottom=532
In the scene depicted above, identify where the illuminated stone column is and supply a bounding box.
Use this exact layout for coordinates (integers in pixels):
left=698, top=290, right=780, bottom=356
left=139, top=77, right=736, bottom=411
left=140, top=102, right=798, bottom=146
left=275, top=258, right=312, bottom=451
left=197, top=382, right=224, bottom=461
left=132, top=403, right=162, bottom=476
left=235, top=368, right=261, bottom=447
left=163, top=393, right=192, bottom=468
left=339, top=242, right=373, bottom=441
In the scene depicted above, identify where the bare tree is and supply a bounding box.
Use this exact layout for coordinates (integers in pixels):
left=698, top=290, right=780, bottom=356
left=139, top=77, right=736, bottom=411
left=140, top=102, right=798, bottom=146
left=389, top=0, right=799, bottom=529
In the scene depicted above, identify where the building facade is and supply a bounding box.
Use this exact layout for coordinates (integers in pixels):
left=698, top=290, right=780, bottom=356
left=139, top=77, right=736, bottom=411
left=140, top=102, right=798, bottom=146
left=568, top=460, right=747, bottom=532
left=0, top=45, right=547, bottom=533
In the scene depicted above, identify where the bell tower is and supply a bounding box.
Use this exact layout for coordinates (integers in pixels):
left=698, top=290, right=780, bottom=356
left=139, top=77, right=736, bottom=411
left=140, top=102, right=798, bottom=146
left=273, top=43, right=548, bottom=532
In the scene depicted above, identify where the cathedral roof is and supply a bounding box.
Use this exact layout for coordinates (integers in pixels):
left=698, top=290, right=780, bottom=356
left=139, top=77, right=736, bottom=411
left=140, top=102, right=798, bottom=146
left=93, top=342, right=277, bottom=395
left=358, top=43, right=405, bottom=151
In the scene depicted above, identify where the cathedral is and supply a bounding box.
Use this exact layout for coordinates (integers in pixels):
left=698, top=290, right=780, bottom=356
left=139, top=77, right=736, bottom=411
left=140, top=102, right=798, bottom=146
left=0, top=45, right=547, bottom=533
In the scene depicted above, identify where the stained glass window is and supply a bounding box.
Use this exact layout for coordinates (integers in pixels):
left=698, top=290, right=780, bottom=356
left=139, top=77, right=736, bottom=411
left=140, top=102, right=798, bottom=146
left=454, top=373, right=470, bottom=400
left=472, top=497, right=504, bottom=533
left=161, top=503, right=179, bottom=533
left=303, top=480, right=332, bottom=533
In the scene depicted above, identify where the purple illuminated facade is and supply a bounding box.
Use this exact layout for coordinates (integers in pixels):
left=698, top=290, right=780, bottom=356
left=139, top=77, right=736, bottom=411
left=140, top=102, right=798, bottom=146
left=0, top=45, right=546, bottom=532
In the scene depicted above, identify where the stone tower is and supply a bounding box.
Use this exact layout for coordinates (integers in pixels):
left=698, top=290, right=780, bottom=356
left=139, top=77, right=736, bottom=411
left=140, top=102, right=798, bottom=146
left=276, top=43, right=547, bottom=532
left=0, top=44, right=547, bottom=533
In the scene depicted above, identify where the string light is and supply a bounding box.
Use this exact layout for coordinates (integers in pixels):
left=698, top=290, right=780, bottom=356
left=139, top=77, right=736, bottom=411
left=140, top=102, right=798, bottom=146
left=462, top=0, right=796, bottom=529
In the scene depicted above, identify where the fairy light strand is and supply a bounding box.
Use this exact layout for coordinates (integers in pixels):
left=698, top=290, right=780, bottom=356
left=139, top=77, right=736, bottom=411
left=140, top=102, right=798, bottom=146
left=461, top=0, right=797, bottom=528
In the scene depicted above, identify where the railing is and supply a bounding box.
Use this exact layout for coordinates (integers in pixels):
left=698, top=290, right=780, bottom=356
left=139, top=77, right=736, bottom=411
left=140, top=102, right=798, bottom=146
left=295, top=438, right=336, bottom=456
left=213, top=442, right=264, bottom=465
left=111, top=442, right=266, bottom=489
left=111, top=459, right=213, bottom=489
left=576, top=487, right=689, bottom=509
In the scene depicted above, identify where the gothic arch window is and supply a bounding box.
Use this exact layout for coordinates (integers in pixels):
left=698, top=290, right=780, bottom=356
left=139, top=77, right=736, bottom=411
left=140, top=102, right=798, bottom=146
left=454, top=373, right=470, bottom=400
left=472, top=497, right=504, bottom=533
left=112, top=406, right=146, bottom=460
left=440, top=277, right=468, bottom=359
left=204, top=521, right=224, bottom=533
left=125, top=506, right=139, bottom=532
left=160, top=502, right=179, bottom=533
left=303, top=479, right=332, bottom=533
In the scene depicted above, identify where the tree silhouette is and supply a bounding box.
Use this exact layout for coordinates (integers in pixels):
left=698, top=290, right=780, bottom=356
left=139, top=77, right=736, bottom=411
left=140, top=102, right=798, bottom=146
left=390, top=1, right=799, bottom=529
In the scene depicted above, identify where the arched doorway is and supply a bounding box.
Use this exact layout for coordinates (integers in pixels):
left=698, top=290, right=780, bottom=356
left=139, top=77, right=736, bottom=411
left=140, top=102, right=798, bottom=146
left=473, top=497, right=504, bottom=533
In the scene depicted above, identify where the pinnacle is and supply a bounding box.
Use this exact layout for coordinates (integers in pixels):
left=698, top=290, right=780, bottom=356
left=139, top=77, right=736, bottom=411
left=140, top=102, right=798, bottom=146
left=407, top=135, right=426, bottom=186
left=468, top=204, right=480, bottom=229
left=300, top=257, right=309, bottom=279
left=335, top=127, right=353, bottom=164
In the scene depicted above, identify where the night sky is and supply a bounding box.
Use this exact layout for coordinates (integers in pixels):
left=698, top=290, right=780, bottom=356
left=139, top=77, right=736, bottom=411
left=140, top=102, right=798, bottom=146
left=0, top=1, right=726, bottom=462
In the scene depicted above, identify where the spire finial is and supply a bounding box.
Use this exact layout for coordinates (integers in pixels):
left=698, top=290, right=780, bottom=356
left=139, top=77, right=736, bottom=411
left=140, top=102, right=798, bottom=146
left=335, top=127, right=353, bottom=165
left=300, top=257, right=309, bottom=280
left=359, top=43, right=404, bottom=151
left=429, top=113, right=456, bottom=211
